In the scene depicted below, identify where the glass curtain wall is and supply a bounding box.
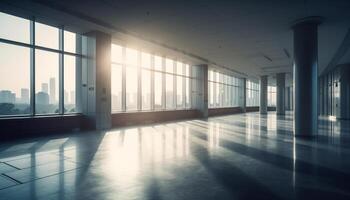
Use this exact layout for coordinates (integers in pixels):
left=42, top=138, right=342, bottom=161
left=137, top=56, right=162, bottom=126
left=246, top=80, right=259, bottom=106
left=268, top=86, right=276, bottom=107
left=208, top=70, right=242, bottom=108
left=0, top=12, right=82, bottom=116
left=111, top=44, right=193, bottom=113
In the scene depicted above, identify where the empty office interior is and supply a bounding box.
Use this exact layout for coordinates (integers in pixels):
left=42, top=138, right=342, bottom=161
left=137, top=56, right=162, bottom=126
left=0, top=0, right=350, bottom=199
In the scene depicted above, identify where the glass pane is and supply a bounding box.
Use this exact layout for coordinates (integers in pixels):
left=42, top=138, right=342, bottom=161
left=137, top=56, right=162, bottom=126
left=215, top=82, right=219, bottom=107
left=219, top=83, right=224, bottom=107
left=0, top=12, right=30, bottom=43
left=176, top=62, right=183, bottom=75
left=64, top=55, right=77, bottom=113
left=165, top=74, right=174, bottom=109
left=142, top=69, right=151, bottom=110
left=154, top=72, right=162, bottom=109
left=35, top=50, right=59, bottom=114
left=227, top=76, right=232, bottom=85
left=185, top=64, right=190, bottom=77
left=165, top=58, right=173, bottom=73
left=111, top=64, right=122, bottom=112
left=177, top=76, right=183, bottom=108
left=126, top=48, right=138, bottom=66
left=219, top=73, right=224, bottom=83
left=126, top=66, right=138, bottom=110
left=154, top=56, right=162, bottom=71
left=141, top=52, right=151, bottom=69
left=0, top=43, right=30, bottom=116
left=186, top=77, right=190, bottom=108
left=64, top=31, right=76, bottom=53
left=209, top=82, right=214, bottom=107
left=35, top=22, right=59, bottom=49
left=112, top=44, right=123, bottom=63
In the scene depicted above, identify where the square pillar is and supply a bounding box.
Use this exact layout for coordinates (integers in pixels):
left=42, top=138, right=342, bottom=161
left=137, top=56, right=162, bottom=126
left=192, top=64, right=208, bottom=118
left=82, top=31, right=111, bottom=130
left=260, top=75, right=268, bottom=114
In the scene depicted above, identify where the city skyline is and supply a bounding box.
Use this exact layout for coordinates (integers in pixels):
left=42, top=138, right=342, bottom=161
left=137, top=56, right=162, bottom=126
left=0, top=77, right=76, bottom=105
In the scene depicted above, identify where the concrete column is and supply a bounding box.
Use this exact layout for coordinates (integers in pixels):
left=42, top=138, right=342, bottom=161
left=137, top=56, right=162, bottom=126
left=276, top=73, right=286, bottom=115
left=292, top=17, right=322, bottom=137
left=259, top=75, right=268, bottom=114
left=82, top=31, right=111, bottom=130
left=192, top=64, right=208, bottom=118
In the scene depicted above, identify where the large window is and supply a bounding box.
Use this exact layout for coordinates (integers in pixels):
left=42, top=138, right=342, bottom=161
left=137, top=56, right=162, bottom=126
left=111, top=44, right=194, bottom=113
left=246, top=80, right=259, bottom=106
left=0, top=43, right=30, bottom=115
left=0, top=12, right=30, bottom=43
left=141, top=53, right=151, bottom=110
left=0, top=12, right=82, bottom=116
left=165, top=59, right=174, bottom=109
left=208, top=70, right=242, bottom=108
left=268, top=86, right=276, bottom=107
left=35, top=50, right=59, bottom=114
left=64, top=55, right=77, bottom=113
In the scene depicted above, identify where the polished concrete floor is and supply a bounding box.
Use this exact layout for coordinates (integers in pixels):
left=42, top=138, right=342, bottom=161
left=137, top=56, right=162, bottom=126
left=0, top=111, right=350, bottom=200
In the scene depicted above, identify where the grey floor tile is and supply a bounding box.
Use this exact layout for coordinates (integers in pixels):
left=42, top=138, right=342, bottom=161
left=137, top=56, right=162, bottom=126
left=0, top=162, right=19, bottom=174
left=0, top=175, right=18, bottom=190
left=3, top=160, right=82, bottom=183
left=5, top=154, right=64, bottom=169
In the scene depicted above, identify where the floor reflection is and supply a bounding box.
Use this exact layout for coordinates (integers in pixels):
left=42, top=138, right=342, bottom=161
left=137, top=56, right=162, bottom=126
left=0, top=112, right=350, bottom=199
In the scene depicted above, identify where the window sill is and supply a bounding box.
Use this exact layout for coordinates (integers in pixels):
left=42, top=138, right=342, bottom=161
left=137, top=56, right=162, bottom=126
left=0, top=113, right=82, bottom=120
left=112, top=108, right=195, bottom=114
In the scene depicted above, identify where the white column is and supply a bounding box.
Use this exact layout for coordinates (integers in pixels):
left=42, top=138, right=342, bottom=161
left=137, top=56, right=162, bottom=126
left=82, top=31, right=111, bottom=130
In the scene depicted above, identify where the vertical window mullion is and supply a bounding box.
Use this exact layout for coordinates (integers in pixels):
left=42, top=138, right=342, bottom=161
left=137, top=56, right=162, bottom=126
left=122, top=47, right=126, bottom=112
left=161, top=57, right=166, bottom=110
left=30, top=18, right=35, bottom=116
left=59, top=27, right=64, bottom=114
left=173, top=59, right=177, bottom=109
left=213, top=73, right=216, bottom=108
left=137, top=50, right=141, bottom=111
left=182, top=63, right=185, bottom=109
left=75, top=34, right=82, bottom=113
left=189, top=65, right=192, bottom=109
left=150, top=55, right=155, bottom=110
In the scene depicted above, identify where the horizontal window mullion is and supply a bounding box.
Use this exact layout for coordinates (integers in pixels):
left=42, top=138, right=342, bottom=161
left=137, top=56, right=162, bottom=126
left=0, top=38, right=84, bottom=58
left=0, top=38, right=32, bottom=48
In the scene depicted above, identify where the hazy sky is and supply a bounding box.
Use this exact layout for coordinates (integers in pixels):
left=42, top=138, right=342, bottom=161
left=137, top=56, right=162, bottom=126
left=0, top=12, right=76, bottom=100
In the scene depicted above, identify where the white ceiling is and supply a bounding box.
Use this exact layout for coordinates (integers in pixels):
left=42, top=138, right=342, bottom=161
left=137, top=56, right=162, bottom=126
left=1, top=0, right=350, bottom=80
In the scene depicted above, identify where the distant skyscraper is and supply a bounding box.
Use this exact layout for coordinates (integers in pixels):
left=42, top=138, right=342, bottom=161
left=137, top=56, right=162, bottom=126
left=21, top=88, right=29, bottom=104
left=49, top=78, right=56, bottom=104
left=41, top=83, right=48, bottom=93
left=36, top=92, right=49, bottom=105
left=0, top=90, right=16, bottom=104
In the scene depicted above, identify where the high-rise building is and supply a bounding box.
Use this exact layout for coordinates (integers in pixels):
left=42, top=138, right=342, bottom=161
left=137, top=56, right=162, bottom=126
left=21, top=88, right=29, bottom=104
left=41, top=83, right=48, bottom=94
left=0, top=90, right=16, bottom=104
left=49, top=78, right=56, bottom=104
left=36, top=92, right=49, bottom=105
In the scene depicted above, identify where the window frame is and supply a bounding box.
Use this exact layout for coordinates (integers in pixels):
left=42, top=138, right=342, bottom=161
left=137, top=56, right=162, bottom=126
left=0, top=12, right=84, bottom=118
left=111, top=45, right=194, bottom=113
